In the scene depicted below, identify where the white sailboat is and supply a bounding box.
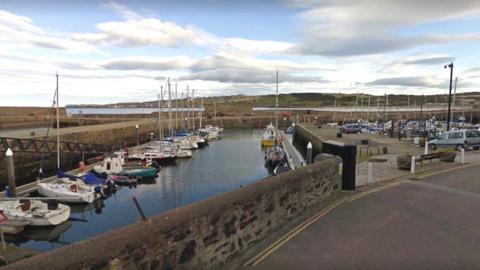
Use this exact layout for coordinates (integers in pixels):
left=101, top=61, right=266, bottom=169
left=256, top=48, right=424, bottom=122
left=37, top=74, right=98, bottom=203
left=0, top=199, right=70, bottom=226
left=37, top=180, right=97, bottom=204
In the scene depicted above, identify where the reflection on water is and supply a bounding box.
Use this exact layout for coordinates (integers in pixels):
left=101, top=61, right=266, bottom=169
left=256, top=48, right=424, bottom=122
left=10, top=129, right=270, bottom=251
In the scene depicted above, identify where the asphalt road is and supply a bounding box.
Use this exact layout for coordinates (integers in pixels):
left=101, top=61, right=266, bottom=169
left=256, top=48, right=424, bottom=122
left=245, top=164, right=480, bottom=270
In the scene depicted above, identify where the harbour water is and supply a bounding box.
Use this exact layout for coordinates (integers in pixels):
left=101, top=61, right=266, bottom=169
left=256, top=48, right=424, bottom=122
left=6, top=129, right=270, bottom=251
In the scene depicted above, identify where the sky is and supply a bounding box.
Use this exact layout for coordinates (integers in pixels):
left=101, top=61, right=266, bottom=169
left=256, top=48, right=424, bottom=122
left=1, top=0, right=480, bottom=106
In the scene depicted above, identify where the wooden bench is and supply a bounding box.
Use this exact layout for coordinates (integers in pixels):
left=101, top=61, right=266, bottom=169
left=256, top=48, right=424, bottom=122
left=397, top=151, right=456, bottom=170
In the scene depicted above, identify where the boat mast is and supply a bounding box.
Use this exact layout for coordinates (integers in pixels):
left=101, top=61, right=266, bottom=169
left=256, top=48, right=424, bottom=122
left=56, top=72, right=60, bottom=169
left=186, top=86, right=190, bottom=130
left=159, top=86, right=163, bottom=140
left=275, top=71, right=279, bottom=129
left=175, top=83, right=178, bottom=132
left=200, top=97, right=204, bottom=128
left=275, top=71, right=279, bottom=148
left=192, top=89, right=196, bottom=130
left=168, top=78, right=173, bottom=137
left=181, top=91, right=184, bottom=131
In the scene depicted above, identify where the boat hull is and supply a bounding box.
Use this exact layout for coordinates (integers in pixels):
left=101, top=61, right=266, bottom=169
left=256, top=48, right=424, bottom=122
left=38, top=183, right=96, bottom=204
left=123, top=167, right=158, bottom=179
left=261, top=139, right=275, bottom=147
left=0, top=201, right=71, bottom=226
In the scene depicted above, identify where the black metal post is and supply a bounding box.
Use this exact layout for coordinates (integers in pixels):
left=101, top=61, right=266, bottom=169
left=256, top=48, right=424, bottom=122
left=132, top=196, right=147, bottom=221
left=445, top=62, right=454, bottom=131
left=419, top=94, right=424, bottom=129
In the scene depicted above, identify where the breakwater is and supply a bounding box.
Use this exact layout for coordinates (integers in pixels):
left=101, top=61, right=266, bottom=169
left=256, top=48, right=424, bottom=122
left=4, top=157, right=341, bottom=270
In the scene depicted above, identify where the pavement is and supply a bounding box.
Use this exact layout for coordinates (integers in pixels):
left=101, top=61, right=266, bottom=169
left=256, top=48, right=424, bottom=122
left=243, top=162, right=480, bottom=270
left=0, top=119, right=154, bottom=139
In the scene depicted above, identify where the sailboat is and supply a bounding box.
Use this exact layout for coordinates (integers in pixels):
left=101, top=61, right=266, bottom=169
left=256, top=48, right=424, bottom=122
left=36, top=74, right=100, bottom=203
left=264, top=71, right=287, bottom=171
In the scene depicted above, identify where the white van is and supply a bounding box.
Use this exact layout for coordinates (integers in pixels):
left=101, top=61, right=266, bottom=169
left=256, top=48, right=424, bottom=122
left=429, top=129, right=480, bottom=150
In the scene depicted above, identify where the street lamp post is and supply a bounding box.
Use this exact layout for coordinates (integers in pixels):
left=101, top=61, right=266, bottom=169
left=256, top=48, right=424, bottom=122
left=135, top=124, right=139, bottom=146
left=444, top=62, right=454, bottom=131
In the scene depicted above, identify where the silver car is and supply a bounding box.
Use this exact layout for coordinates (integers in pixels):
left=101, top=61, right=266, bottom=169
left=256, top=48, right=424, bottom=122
left=429, top=129, right=480, bottom=150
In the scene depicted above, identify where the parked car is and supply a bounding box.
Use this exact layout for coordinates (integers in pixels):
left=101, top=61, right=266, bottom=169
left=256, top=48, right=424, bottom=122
left=339, top=124, right=362, bottom=134
left=428, top=129, right=480, bottom=150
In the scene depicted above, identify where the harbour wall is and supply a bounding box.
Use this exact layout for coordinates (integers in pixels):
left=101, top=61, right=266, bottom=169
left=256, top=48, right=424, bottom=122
left=293, top=123, right=324, bottom=159
left=4, top=157, right=341, bottom=270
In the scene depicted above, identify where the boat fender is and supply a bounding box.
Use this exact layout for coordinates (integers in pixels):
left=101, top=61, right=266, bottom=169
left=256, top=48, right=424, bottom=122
left=70, top=184, right=78, bottom=193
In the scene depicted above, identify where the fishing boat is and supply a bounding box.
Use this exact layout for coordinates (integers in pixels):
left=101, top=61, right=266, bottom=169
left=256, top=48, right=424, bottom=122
left=37, top=179, right=98, bottom=203
left=93, top=157, right=158, bottom=180
left=261, top=123, right=276, bottom=147
left=0, top=199, right=70, bottom=226
left=264, top=71, right=289, bottom=171
left=265, top=145, right=287, bottom=169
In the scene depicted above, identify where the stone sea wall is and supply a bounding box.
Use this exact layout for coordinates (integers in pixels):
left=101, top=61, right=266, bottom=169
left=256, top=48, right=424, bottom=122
left=5, top=157, right=340, bottom=270
left=293, top=123, right=324, bottom=158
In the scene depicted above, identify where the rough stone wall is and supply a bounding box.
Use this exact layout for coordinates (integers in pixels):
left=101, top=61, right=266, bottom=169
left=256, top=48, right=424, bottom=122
left=293, top=123, right=324, bottom=158
left=4, top=158, right=340, bottom=270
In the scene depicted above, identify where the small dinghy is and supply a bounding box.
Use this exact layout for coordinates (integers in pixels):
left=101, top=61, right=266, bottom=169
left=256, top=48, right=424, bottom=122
left=0, top=199, right=70, bottom=226
left=38, top=179, right=98, bottom=204
left=93, top=157, right=158, bottom=180
left=106, top=174, right=138, bottom=186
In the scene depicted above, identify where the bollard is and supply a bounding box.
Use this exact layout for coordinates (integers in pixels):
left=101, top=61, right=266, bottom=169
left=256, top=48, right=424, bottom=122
left=306, top=142, right=313, bottom=165
left=5, top=148, right=16, bottom=197
left=367, top=162, right=373, bottom=184
left=410, top=156, right=416, bottom=174
left=461, top=148, right=465, bottom=164
left=424, top=140, right=429, bottom=155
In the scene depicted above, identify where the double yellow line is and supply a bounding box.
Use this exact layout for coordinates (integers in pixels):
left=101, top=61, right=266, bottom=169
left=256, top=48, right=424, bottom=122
left=244, top=182, right=401, bottom=267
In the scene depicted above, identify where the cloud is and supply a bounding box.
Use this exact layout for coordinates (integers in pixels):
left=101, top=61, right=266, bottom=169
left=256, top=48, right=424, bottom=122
left=72, top=2, right=293, bottom=54
left=181, top=68, right=326, bottom=83
left=403, top=56, right=456, bottom=65
left=0, top=9, right=103, bottom=53
left=191, top=52, right=334, bottom=72
left=366, top=76, right=447, bottom=88
left=100, top=56, right=194, bottom=70
left=378, top=53, right=457, bottom=73
left=290, top=0, right=480, bottom=56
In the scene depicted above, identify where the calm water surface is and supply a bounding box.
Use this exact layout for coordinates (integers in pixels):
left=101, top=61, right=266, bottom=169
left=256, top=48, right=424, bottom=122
left=8, top=129, right=270, bottom=251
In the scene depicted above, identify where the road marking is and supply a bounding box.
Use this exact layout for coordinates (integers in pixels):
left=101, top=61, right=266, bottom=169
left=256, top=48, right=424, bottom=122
left=244, top=182, right=400, bottom=267
left=411, top=162, right=478, bottom=180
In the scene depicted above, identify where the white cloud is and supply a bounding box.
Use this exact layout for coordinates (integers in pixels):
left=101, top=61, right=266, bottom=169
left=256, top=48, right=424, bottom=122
left=72, top=2, right=294, bottom=55
left=291, top=0, right=480, bottom=56
left=0, top=9, right=103, bottom=53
